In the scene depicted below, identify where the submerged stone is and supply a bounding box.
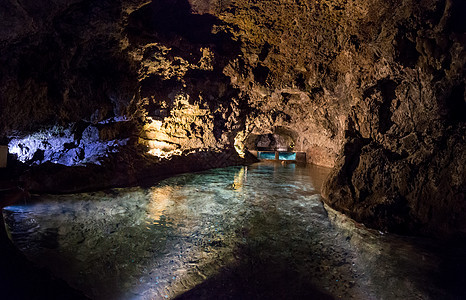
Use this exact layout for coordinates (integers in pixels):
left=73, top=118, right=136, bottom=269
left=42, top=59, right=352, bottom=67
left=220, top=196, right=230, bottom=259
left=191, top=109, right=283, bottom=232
left=3, top=163, right=464, bottom=299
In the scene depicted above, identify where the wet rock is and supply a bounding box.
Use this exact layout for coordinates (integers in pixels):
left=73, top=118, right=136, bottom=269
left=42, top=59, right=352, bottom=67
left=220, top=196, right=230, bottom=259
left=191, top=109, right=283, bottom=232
left=8, top=121, right=133, bottom=166
left=20, top=147, right=254, bottom=193
left=0, top=0, right=464, bottom=238
left=320, top=0, right=466, bottom=237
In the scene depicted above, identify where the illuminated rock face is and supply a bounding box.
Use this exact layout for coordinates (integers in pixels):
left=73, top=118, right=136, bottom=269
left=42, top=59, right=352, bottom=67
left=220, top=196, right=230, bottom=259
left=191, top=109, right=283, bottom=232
left=0, top=0, right=464, bottom=237
left=8, top=121, right=132, bottom=166
left=125, top=0, right=248, bottom=159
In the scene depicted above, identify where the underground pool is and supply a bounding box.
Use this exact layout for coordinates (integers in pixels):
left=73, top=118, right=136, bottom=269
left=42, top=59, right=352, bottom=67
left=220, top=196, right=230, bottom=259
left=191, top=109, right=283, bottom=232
left=2, top=162, right=464, bottom=299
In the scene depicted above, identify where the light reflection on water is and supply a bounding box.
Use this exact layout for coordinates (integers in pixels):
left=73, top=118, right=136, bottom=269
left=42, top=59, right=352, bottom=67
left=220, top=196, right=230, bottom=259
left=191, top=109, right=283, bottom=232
left=2, top=162, right=459, bottom=299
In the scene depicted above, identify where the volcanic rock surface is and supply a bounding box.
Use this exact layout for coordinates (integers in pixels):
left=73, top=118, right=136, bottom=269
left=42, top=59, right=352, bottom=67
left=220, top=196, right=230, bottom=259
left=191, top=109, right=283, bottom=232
left=0, top=0, right=465, bottom=237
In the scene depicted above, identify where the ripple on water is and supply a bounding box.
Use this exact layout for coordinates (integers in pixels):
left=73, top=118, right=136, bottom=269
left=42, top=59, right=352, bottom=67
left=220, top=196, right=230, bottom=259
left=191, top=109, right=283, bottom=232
left=2, top=162, right=464, bottom=299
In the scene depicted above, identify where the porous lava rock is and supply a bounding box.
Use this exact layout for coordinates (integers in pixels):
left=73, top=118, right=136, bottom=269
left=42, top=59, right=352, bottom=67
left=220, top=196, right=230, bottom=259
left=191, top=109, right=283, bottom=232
left=0, top=0, right=464, bottom=238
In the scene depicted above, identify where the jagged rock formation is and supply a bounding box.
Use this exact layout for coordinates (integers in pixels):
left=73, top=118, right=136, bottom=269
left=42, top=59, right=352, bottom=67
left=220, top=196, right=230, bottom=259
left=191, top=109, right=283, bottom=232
left=0, top=0, right=139, bottom=133
left=0, top=0, right=464, bottom=237
left=207, top=0, right=466, bottom=238
left=313, top=0, right=466, bottom=238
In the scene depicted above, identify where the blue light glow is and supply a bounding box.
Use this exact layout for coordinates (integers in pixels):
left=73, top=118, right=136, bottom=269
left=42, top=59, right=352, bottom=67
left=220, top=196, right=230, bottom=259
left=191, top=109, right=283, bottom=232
left=8, top=121, right=129, bottom=166
left=257, top=151, right=297, bottom=161
left=278, top=152, right=297, bottom=160
left=258, top=151, right=276, bottom=160
left=3, top=205, right=30, bottom=213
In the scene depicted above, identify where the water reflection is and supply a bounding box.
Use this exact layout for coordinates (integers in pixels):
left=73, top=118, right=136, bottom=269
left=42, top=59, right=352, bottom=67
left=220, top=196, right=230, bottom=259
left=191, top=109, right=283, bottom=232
left=231, top=166, right=246, bottom=190
left=3, top=162, right=463, bottom=299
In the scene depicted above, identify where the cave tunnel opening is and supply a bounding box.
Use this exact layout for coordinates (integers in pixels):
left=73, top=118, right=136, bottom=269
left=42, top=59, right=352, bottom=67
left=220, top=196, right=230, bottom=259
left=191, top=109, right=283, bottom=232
left=245, top=128, right=305, bottom=162
left=245, top=128, right=296, bottom=152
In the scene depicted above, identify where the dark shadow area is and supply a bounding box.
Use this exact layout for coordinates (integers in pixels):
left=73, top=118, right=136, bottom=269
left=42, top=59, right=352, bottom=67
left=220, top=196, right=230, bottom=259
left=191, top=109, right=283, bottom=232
left=140, top=75, right=182, bottom=119
left=252, top=64, right=270, bottom=86
left=361, top=79, right=397, bottom=134
left=434, top=238, right=466, bottom=299
left=444, top=82, right=465, bottom=122
left=376, top=79, right=397, bottom=133
left=258, top=42, right=272, bottom=61
left=394, top=27, right=419, bottom=68
left=174, top=199, right=334, bottom=300
left=0, top=194, right=88, bottom=300
left=127, top=0, right=216, bottom=45
left=174, top=259, right=333, bottom=300
left=0, top=0, right=138, bottom=134
left=125, top=0, right=242, bottom=71
left=126, top=0, right=240, bottom=59
left=448, top=0, right=466, bottom=33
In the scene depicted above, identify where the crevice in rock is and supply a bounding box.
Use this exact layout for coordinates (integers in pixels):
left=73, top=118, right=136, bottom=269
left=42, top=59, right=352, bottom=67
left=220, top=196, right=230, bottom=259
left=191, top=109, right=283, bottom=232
left=394, top=27, right=420, bottom=68
left=377, top=79, right=397, bottom=134
left=443, top=82, right=465, bottom=122
left=258, top=42, right=272, bottom=61
left=252, top=64, right=270, bottom=86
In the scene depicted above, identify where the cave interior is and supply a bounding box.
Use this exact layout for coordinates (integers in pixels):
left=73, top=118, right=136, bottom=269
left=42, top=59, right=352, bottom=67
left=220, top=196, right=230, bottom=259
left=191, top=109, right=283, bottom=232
left=0, top=0, right=465, bottom=299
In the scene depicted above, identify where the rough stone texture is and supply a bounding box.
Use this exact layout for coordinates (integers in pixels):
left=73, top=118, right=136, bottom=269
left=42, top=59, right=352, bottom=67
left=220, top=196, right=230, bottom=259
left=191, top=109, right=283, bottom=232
left=0, top=0, right=140, bottom=134
left=203, top=0, right=465, bottom=237
left=0, top=0, right=465, bottom=237
left=317, top=0, right=466, bottom=238
left=8, top=121, right=135, bottom=166
left=125, top=0, right=249, bottom=156
left=19, top=146, right=253, bottom=194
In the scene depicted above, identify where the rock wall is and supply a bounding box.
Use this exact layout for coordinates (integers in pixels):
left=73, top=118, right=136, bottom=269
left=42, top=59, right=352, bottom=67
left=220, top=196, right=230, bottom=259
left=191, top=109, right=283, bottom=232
left=198, top=0, right=466, bottom=237
left=316, top=0, right=466, bottom=238
left=0, top=0, right=464, bottom=237
left=125, top=0, right=248, bottom=157
left=0, top=0, right=140, bottom=134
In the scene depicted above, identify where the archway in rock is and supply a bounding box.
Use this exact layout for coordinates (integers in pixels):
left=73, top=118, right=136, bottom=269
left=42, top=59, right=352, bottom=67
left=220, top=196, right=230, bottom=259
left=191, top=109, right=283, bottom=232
left=242, top=127, right=307, bottom=162
left=245, top=127, right=297, bottom=152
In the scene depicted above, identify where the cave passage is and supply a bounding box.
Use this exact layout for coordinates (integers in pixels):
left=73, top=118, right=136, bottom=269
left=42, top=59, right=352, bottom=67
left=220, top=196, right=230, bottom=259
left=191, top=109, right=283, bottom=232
left=2, top=162, right=461, bottom=299
left=256, top=151, right=298, bottom=161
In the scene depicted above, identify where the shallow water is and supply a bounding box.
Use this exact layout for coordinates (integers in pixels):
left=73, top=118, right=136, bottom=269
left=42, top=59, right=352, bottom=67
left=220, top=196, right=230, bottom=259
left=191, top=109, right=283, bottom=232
left=3, top=162, right=464, bottom=299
